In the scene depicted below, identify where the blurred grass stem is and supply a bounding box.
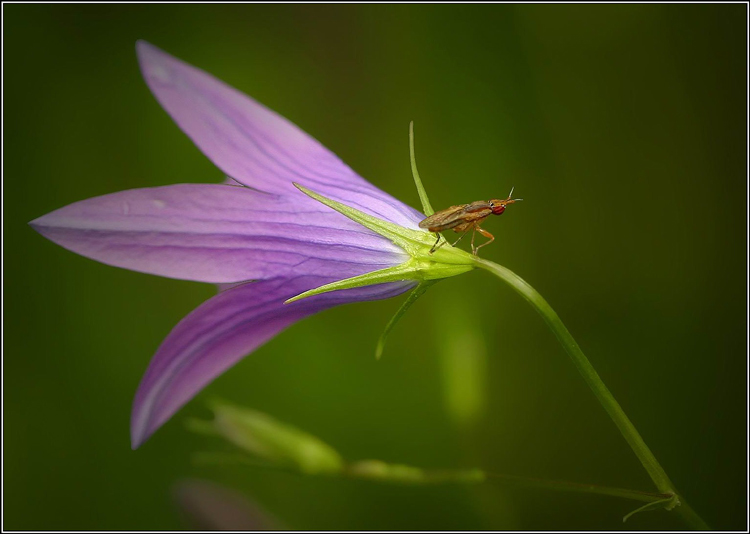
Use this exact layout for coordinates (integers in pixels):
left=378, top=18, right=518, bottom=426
left=192, top=452, right=675, bottom=504
left=473, top=257, right=709, bottom=530
left=485, top=473, right=670, bottom=504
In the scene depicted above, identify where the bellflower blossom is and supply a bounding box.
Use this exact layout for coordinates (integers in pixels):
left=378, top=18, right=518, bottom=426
left=27, top=43, right=712, bottom=530
left=30, top=42, right=473, bottom=448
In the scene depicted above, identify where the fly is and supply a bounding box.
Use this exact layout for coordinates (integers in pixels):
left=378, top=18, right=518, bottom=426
left=418, top=188, right=523, bottom=256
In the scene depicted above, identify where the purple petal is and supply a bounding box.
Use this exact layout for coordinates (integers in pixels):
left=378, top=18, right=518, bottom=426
left=137, top=41, right=424, bottom=228
left=131, top=276, right=414, bottom=448
left=173, top=479, right=281, bottom=530
left=30, top=184, right=407, bottom=283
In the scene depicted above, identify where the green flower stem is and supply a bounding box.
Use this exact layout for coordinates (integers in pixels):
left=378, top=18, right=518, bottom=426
left=473, top=257, right=709, bottom=530
left=484, top=472, right=671, bottom=504
left=192, top=451, right=674, bottom=505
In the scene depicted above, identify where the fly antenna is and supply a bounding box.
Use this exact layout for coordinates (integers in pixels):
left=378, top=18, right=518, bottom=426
left=507, top=186, right=523, bottom=201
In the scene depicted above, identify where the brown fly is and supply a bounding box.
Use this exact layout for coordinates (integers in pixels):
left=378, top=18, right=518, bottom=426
left=419, top=188, right=522, bottom=256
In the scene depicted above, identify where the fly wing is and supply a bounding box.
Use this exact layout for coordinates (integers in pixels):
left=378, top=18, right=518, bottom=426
left=418, top=204, right=470, bottom=230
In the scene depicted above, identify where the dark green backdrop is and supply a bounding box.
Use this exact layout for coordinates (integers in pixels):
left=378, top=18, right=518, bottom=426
left=4, top=4, right=746, bottom=530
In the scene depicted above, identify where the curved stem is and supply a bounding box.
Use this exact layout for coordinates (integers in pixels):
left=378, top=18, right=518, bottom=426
left=473, top=258, right=709, bottom=530
left=193, top=451, right=672, bottom=504
left=484, top=472, right=671, bottom=504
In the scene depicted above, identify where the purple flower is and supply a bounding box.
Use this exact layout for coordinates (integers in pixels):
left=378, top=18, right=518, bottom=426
left=174, top=479, right=282, bottom=530
left=30, top=42, right=434, bottom=448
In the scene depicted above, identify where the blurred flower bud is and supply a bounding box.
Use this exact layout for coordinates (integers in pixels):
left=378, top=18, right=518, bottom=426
left=195, top=402, right=344, bottom=476
left=173, top=478, right=281, bottom=530
left=348, top=460, right=485, bottom=485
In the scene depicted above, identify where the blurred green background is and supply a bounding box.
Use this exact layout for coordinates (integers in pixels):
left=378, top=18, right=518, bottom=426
left=4, top=4, right=746, bottom=530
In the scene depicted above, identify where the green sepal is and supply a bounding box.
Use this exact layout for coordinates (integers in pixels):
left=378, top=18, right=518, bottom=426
left=292, top=183, right=473, bottom=265
left=286, top=262, right=413, bottom=304
left=286, top=185, right=474, bottom=304
left=376, top=280, right=436, bottom=359
left=409, top=121, right=435, bottom=217
left=293, top=183, right=428, bottom=255
left=285, top=257, right=471, bottom=304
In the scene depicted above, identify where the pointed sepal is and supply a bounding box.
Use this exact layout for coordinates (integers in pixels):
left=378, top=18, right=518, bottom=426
left=376, top=281, right=436, bottom=359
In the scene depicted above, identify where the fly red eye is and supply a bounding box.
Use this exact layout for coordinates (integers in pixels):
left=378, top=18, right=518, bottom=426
left=492, top=205, right=506, bottom=215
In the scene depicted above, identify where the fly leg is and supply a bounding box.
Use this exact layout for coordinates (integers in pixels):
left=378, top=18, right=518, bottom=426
left=430, top=230, right=469, bottom=254
left=431, top=222, right=472, bottom=254
left=429, top=233, right=442, bottom=254
left=472, top=226, right=495, bottom=256
left=451, top=232, right=466, bottom=247
left=451, top=230, right=469, bottom=248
